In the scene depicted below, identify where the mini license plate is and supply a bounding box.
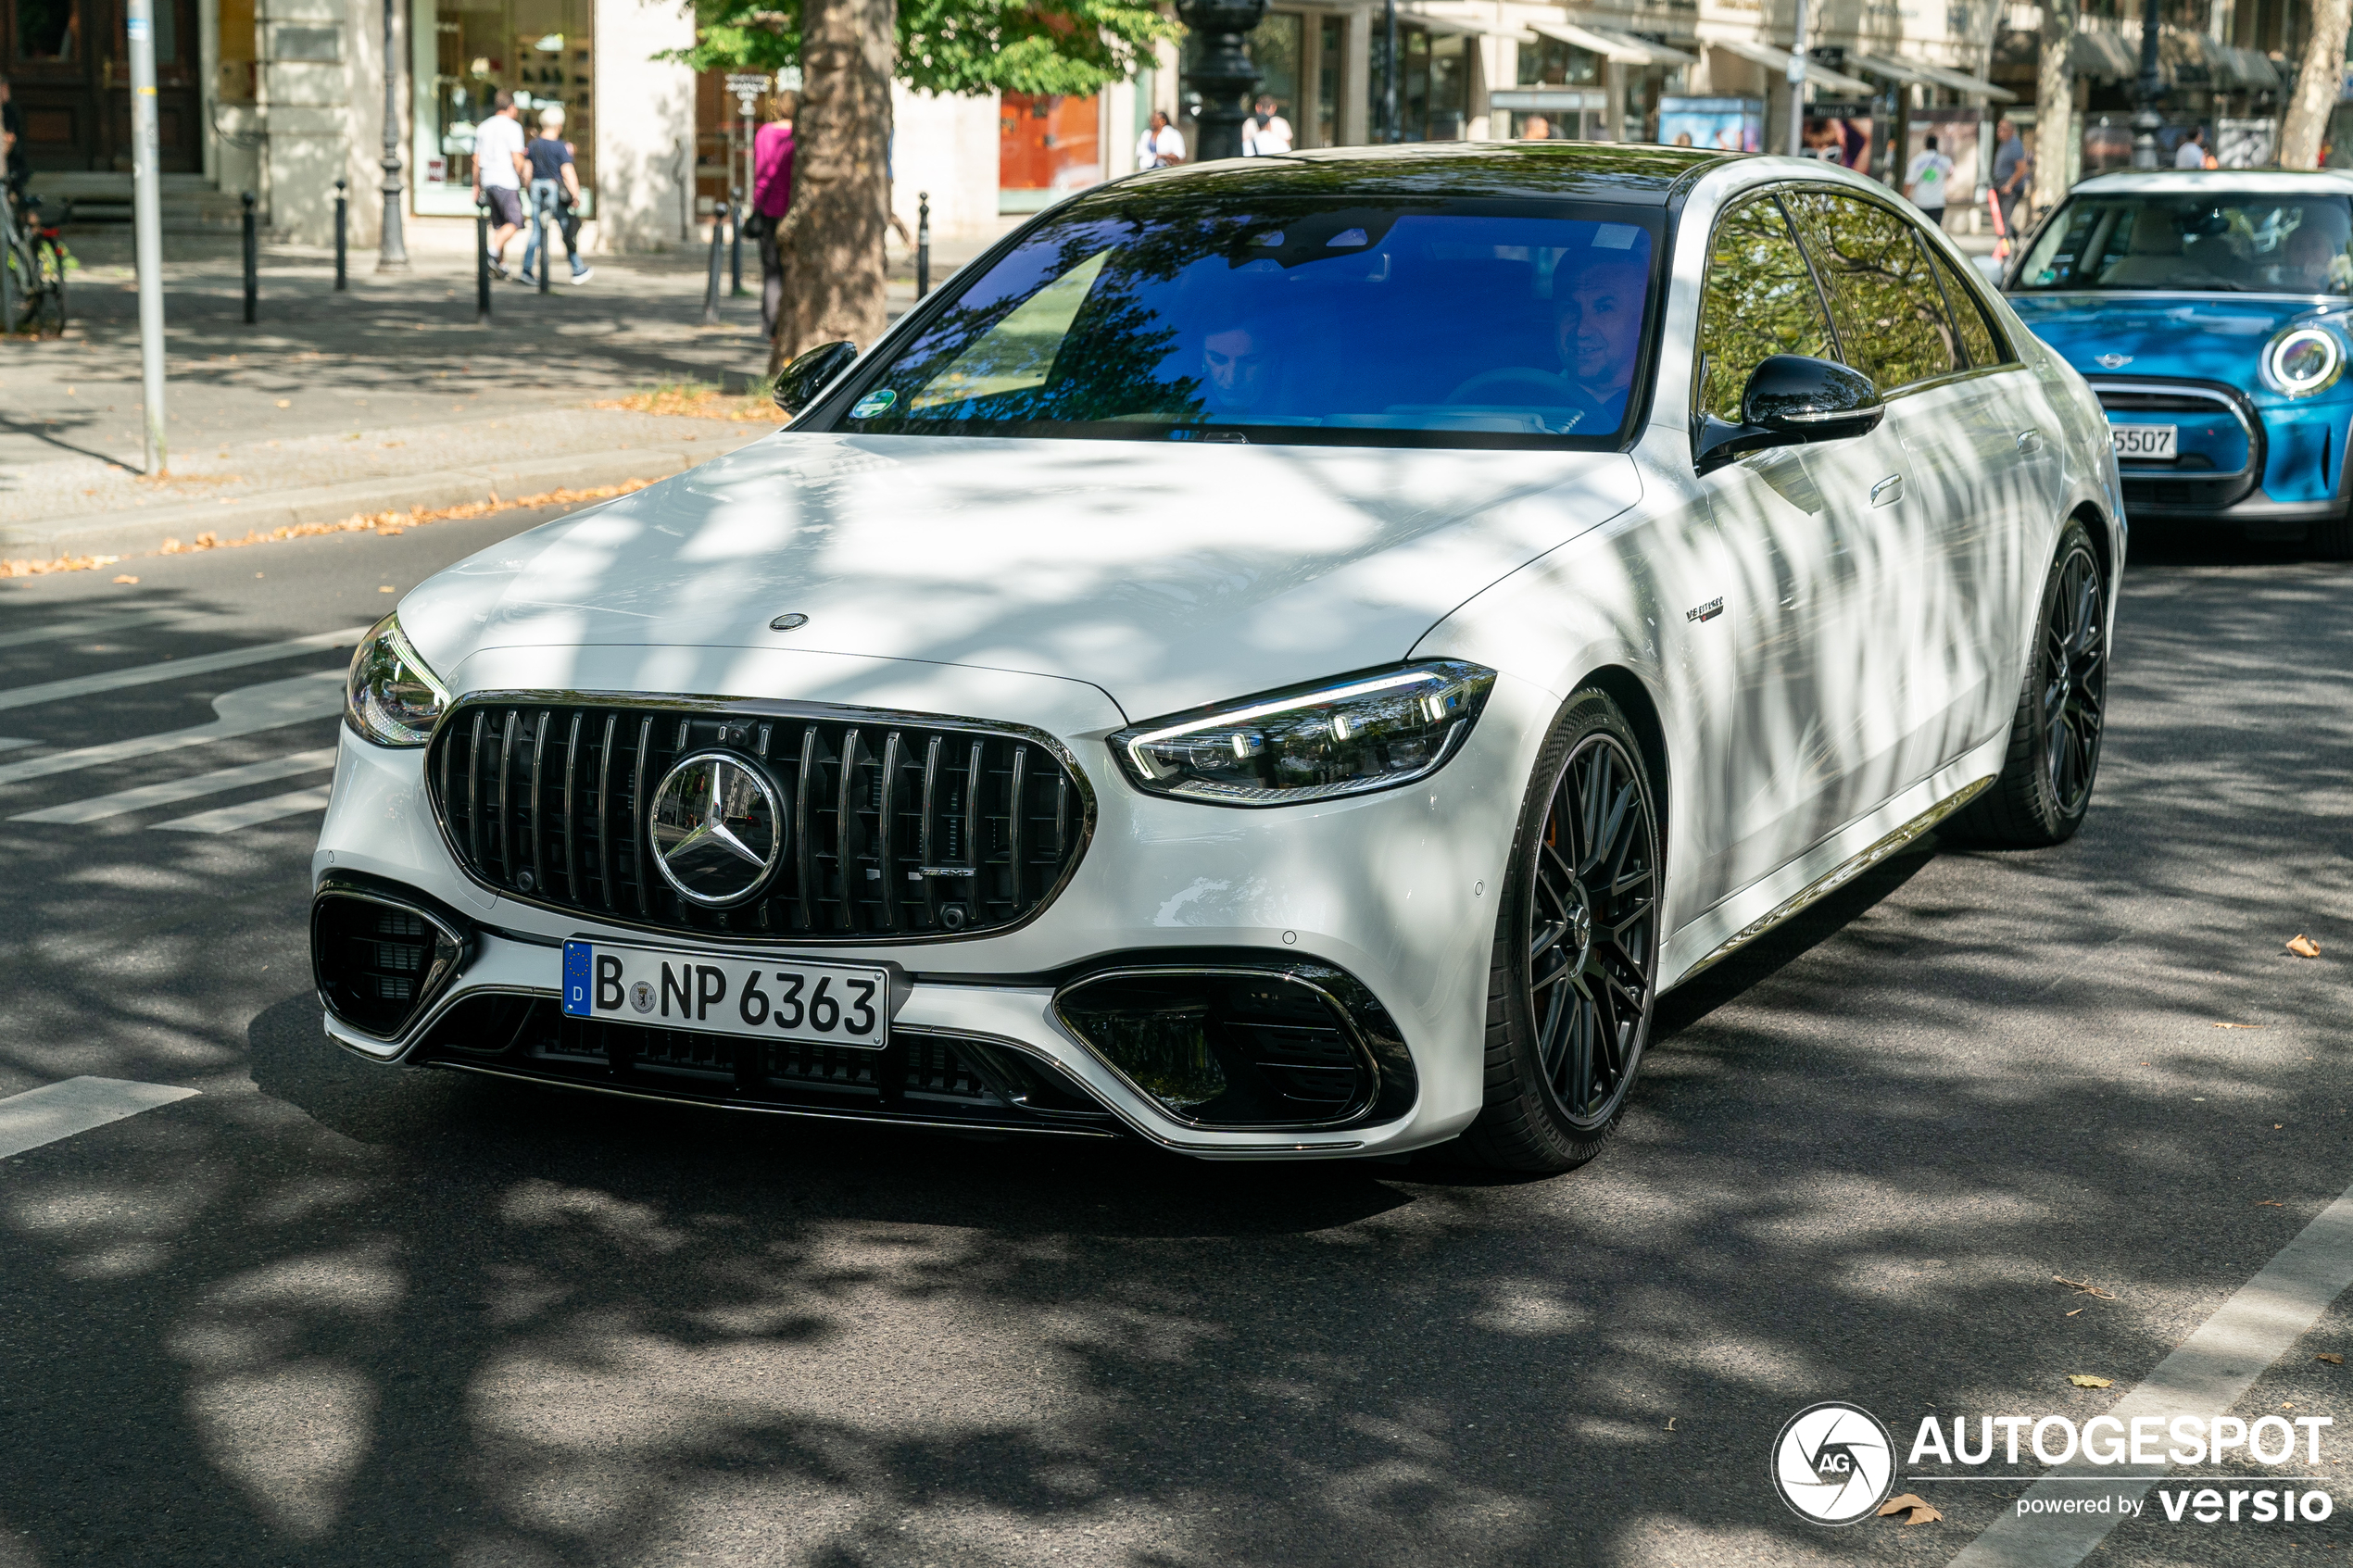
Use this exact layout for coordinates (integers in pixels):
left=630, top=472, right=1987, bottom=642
left=561, top=940, right=889, bottom=1049
left=2110, top=423, right=2178, bottom=461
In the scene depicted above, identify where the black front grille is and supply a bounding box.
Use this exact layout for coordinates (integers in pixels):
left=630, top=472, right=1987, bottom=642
left=2096, top=388, right=2233, bottom=416
left=425, top=697, right=1091, bottom=942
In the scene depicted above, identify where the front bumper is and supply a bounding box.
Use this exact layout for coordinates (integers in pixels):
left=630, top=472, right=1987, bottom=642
left=2095, top=375, right=2353, bottom=524
left=310, top=663, right=1551, bottom=1159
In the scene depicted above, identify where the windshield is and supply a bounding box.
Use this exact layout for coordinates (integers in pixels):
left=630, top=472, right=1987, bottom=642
left=834, top=200, right=1662, bottom=446
left=2016, top=193, right=2353, bottom=294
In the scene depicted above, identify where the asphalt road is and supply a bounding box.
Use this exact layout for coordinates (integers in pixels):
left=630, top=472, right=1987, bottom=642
left=0, top=512, right=2347, bottom=1568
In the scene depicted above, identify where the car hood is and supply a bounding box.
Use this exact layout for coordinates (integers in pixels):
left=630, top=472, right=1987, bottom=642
left=2006, top=293, right=2350, bottom=384
left=400, top=432, right=1642, bottom=724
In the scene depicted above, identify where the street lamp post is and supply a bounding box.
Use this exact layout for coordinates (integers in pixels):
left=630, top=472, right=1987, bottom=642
left=2131, top=0, right=2164, bottom=169
left=1384, top=0, right=1398, bottom=143
left=1786, top=0, right=1810, bottom=157
left=378, top=0, right=409, bottom=269
left=1174, top=0, right=1269, bottom=162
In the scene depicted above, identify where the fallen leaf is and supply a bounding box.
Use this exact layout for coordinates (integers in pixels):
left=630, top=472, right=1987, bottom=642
left=2289, top=935, right=2322, bottom=959
left=2215, top=1022, right=2265, bottom=1029
left=2056, top=1275, right=2120, bottom=1300
left=2259, top=1200, right=2286, bottom=1206
left=2069, top=1374, right=2114, bottom=1388
left=378, top=585, right=396, bottom=594
left=274, top=398, right=291, bottom=408
left=1878, top=1494, right=1944, bottom=1524
left=2067, top=1308, right=2083, bottom=1316
left=2318, top=1354, right=2344, bottom=1366
left=111, top=574, right=138, bottom=583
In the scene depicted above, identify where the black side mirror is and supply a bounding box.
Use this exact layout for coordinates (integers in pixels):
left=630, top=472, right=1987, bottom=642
left=1693, top=354, right=1883, bottom=475
left=772, top=340, right=860, bottom=419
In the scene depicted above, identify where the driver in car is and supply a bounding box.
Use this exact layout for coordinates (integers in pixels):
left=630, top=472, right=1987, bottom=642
left=1202, top=319, right=1276, bottom=416
left=1554, top=254, right=1647, bottom=427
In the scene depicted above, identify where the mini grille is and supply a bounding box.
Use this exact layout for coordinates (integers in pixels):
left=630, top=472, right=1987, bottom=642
left=2097, top=389, right=2235, bottom=416
left=425, top=698, right=1090, bottom=941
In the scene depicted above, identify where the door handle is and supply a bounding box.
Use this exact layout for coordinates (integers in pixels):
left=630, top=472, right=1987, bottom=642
left=2016, top=430, right=2045, bottom=453
left=1869, top=474, right=1904, bottom=508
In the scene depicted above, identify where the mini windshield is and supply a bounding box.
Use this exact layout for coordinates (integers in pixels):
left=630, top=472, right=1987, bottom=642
left=2016, top=193, right=2353, bottom=294
left=836, top=200, right=1662, bottom=446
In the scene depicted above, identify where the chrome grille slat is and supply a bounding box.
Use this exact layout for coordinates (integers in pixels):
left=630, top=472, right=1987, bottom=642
left=428, top=697, right=1089, bottom=943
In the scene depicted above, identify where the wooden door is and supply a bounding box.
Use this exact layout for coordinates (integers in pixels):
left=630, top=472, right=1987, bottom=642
left=1, top=0, right=198, bottom=172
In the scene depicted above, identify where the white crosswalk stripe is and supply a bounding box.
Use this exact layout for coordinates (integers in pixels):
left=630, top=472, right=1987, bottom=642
left=152, top=784, right=336, bottom=834
left=0, top=610, right=210, bottom=652
left=0, top=624, right=366, bottom=712
left=10, top=748, right=338, bottom=824
left=0, top=670, right=345, bottom=786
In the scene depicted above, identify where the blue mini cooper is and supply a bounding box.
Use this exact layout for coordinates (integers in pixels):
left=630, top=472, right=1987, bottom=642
left=2006, top=169, right=2353, bottom=558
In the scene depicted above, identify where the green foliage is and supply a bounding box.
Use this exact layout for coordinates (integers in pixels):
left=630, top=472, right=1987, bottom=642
left=661, top=0, right=1177, bottom=98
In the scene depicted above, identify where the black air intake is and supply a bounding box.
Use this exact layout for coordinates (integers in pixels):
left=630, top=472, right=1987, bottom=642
left=311, top=883, right=467, bottom=1038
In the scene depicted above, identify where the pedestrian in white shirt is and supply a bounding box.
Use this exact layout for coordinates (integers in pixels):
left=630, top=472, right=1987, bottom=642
left=2175, top=125, right=2211, bottom=169
left=1904, top=134, right=1955, bottom=231
left=1242, top=96, right=1293, bottom=156
left=1136, top=110, right=1185, bottom=169
left=471, top=90, right=528, bottom=280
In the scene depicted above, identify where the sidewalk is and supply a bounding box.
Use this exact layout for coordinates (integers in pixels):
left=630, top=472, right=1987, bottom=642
left=1, top=217, right=1001, bottom=567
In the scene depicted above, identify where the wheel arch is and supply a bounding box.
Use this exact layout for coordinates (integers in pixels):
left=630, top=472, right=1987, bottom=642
left=1574, top=663, right=1671, bottom=859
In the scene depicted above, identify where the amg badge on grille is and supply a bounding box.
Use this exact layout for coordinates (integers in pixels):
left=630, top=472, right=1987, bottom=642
left=648, top=752, right=785, bottom=907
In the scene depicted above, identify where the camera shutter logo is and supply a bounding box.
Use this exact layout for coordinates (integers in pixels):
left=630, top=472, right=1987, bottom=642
left=648, top=752, right=785, bottom=907
left=1770, top=1402, right=1897, bottom=1524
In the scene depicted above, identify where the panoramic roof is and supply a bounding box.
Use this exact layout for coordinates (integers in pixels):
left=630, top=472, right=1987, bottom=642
left=1090, top=141, right=1735, bottom=208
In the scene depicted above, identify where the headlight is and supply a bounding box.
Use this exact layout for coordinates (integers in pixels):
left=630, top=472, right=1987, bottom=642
left=345, top=613, right=451, bottom=747
left=2263, top=325, right=2346, bottom=398
left=1110, top=661, right=1496, bottom=807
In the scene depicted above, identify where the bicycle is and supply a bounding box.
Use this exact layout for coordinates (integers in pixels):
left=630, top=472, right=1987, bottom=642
left=3, top=181, right=69, bottom=338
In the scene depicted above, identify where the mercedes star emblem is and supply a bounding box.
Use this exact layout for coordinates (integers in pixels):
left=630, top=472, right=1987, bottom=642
left=648, top=751, right=785, bottom=907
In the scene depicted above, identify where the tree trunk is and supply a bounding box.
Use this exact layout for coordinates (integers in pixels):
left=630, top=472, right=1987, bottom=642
left=769, top=0, right=895, bottom=373
left=2031, top=0, right=2075, bottom=219
left=2282, top=0, right=2353, bottom=169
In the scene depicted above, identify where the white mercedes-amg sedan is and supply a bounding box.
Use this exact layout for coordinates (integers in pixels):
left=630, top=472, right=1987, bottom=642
left=315, top=143, right=2120, bottom=1172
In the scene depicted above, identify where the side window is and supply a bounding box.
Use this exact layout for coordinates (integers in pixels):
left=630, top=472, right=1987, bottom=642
left=1783, top=190, right=1961, bottom=393
left=1924, top=245, right=2012, bottom=370
left=1693, top=194, right=1836, bottom=424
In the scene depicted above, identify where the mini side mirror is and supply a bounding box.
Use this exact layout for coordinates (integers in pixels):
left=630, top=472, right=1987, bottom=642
left=1694, top=354, right=1883, bottom=475
left=772, top=339, right=860, bottom=419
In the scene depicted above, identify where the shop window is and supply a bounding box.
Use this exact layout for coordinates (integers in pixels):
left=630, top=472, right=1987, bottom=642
left=1316, top=15, right=1343, bottom=146
left=416, top=0, right=595, bottom=216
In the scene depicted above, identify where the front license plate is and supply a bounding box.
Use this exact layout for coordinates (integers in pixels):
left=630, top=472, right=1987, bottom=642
left=2110, top=423, right=2178, bottom=460
left=561, top=940, right=888, bottom=1049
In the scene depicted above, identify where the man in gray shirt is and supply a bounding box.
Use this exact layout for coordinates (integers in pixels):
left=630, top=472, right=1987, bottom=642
left=1993, top=119, right=2033, bottom=243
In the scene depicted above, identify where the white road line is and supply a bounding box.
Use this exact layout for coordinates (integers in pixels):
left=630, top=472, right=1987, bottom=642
left=9, top=747, right=338, bottom=823
left=151, top=783, right=335, bottom=834
left=0, top=610, right=197, bottom=652
left=1948, top=1173, right=2353, bottom=1566
left=0, top=624, right=365, bottom=713
left=0, top=1076, right=200, bottom=1160
left=0, top=670, right=345, bottom=786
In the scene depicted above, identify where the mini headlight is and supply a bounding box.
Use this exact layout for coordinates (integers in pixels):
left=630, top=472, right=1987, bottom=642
left=2263, top=325, right=2345, bottom=398
left=345, top=613, right=450, bottom=747
left=1110, top=660, right=1497, bottom=807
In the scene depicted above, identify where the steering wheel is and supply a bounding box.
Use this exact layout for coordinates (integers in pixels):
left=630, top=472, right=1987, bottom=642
left=1445, top=368, right=1571, bottom=405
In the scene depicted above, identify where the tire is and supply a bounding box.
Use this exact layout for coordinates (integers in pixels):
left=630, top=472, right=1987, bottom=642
left=32, top=237, right=66, bottom=338
left=1461, top=689, right=1664, bottom=1173
left=1946, top=520, right=2109, bottom=847
left=2312, top=507, right=2353, bottom=561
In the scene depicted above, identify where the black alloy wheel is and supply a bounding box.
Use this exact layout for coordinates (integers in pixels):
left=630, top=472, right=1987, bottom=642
left=1949, top=520, right=2109, bottom=847
left=1466, top=690, right=1661, bottom=1172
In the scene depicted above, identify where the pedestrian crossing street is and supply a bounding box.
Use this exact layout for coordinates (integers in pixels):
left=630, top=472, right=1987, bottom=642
left=0, top=620, right=362, bottom=837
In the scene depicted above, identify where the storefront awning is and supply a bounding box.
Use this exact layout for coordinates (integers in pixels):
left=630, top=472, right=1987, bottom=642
left=1869, top=55, right=2019, bottom=102
left=1396, top=6, right=1536, bottom=44
left=1529, top=21, right=1696, bottom=68
left=1709, top=38, right=1878, bottom=98
left=1845, top=52, right=1941, bottom=88
left=2209, top=42, right=2284, bottom=92
left=2070, top=30, right=2141, bottom=82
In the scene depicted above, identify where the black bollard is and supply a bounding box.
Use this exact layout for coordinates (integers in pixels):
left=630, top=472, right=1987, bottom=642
left=333, top=178, right=347, bottom=291
left=702, top=200, right=727, bottom=325
left=730, top=186, right=746, bottom=297
left=916, top=192, right=931, bottom=300
left=241, top=193, right=258, bottom=323
left=475, top=201, right=491, bottom=323
left=535, top=193, right=550, bottom=296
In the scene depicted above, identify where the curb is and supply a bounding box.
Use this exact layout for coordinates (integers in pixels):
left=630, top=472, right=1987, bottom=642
left=0, top=441, right=747, bottom=564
